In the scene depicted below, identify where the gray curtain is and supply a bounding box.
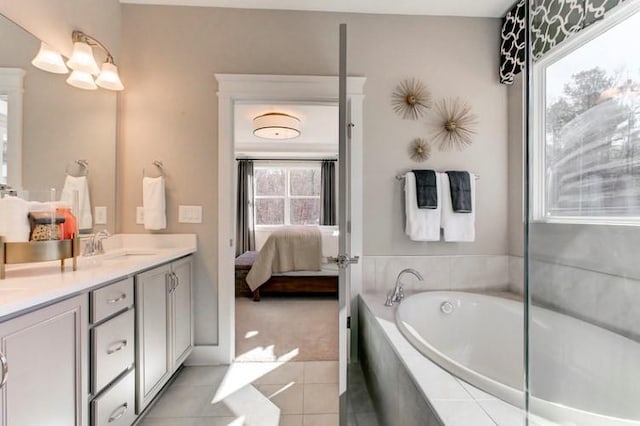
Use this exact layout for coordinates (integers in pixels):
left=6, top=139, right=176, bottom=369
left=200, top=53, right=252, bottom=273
left=320, top=160, right=336, bottom=226
left=236, top=160, right=255, bottom=256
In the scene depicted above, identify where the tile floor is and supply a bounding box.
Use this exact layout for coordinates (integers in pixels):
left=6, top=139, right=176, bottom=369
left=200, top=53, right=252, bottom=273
left=140, top=361, right=341, bottom=426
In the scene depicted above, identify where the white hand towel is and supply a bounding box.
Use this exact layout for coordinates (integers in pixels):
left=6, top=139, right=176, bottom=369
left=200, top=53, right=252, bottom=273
left=60, top=175, right=92, bottom=230
left=441, top=172, right=476, bottom=242
left=143, top=176, right=167, bottom=230
left=404, top=172, right=441, bottom=241
left=0, top=196, right=30, bottom=242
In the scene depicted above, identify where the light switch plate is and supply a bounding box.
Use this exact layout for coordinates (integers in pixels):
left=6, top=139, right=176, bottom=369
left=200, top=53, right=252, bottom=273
left=136, top=206, right=144, bottom=224
left=94, top=206, right=107, bottom=225
left=178, top=205, right=203, bottom=223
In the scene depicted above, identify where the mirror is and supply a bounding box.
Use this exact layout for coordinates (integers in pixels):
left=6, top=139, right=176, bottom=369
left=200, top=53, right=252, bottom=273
left=0, top=14, right=117, bottom=232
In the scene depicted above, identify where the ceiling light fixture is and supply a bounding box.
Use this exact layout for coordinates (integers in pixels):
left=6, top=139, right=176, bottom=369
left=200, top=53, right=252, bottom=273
left=253, top=113, right=301, bottom=140
left=31, top=42, right=69, bottom=74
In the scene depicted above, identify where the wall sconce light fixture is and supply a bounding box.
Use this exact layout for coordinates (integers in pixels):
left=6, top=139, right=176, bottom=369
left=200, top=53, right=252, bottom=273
left=31, top=30, right=124, bottom=91
left=253, top=113, right=301, bottom=139
left=31, top=42, right=69, bottom=74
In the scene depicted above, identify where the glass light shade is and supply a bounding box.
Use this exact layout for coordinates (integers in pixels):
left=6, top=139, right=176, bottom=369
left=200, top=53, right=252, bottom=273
left=66, top=70, right=97, bottom=90
left=66, top=41, right=100, bottom=75
left=31, top=42, right=69, bottom=74
left=95, top=62, right=124, bottom=91
left=253, top=113, right=301, bottom=139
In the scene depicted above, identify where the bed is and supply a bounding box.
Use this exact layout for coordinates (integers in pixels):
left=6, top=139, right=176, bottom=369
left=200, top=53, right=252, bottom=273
left=235, top=226, right=339, bottom=301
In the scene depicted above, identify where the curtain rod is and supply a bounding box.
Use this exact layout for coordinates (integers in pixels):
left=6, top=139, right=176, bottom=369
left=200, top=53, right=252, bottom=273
left=236, top=158, right=337, bottom=162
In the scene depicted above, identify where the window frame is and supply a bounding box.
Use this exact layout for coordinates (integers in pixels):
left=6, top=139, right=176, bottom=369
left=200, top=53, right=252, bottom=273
left=532, top=1, right=640, bottom=225
left=253, top=161, right=322, bottom=228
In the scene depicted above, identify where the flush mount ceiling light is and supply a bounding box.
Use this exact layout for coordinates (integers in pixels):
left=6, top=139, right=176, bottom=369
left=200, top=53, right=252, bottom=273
left=253, top=113, right=301, bottom=139
left=31, top=42, right=69, bottom=74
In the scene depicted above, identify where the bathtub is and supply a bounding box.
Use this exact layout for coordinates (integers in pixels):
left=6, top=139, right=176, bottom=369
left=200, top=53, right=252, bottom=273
left=396, top=291, right=640, bottom=426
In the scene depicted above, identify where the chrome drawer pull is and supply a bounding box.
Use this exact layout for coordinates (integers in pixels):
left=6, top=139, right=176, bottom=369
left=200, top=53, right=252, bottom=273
left=108, top=402, right=128, bottom=423
left=106, top=293, right=127, bottom=304
left=106, top=339, right=128, bottom=355
left=0, top=351, right=7, bottom=388
left=173, top=272, right=179, bottom=288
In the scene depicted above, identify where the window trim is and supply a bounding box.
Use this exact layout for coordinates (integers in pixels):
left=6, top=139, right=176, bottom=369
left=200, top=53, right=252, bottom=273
left=532, top=0, right=640, bottom=225
left=253, top=162, right=322, bottom=227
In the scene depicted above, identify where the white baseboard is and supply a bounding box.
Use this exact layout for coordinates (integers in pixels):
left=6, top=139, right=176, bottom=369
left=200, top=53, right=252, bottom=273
left=185, top=345, right=232, bottom=366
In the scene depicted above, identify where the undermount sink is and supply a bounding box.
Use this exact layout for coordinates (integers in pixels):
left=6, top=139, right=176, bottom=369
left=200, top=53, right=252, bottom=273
left=101, top=250, right=158, bottom=261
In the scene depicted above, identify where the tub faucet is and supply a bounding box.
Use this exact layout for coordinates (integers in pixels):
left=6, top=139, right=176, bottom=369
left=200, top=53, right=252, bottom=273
left=385, top=268, right=424, bottom=306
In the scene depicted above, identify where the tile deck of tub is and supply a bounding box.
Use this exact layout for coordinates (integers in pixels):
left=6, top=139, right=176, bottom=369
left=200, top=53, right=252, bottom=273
left=359, top=292, right=530, bottom=426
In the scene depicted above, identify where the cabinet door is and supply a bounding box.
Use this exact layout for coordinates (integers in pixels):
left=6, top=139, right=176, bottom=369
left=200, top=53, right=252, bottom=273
left=0, top=295, right=88, bottom=426
left=171, top=257, right=193, bottom=369
left=135, top=264, right=171, bottom=413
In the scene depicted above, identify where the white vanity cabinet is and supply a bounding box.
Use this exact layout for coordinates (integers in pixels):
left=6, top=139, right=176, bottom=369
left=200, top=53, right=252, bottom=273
left=135, top=256, right=193, bottom=413
left=0, top=295, right=88, bottom=426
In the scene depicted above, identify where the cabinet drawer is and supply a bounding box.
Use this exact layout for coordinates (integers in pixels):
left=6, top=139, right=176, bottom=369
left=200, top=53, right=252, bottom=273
left=92, top=309, right=135, bottom=393
left=92, top=368, right=136, bottom=426
left=91, top=278, right=134, bottom=324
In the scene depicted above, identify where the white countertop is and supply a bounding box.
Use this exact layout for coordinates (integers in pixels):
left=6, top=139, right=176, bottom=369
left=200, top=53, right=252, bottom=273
left=0, top=234, right=197, bottom=321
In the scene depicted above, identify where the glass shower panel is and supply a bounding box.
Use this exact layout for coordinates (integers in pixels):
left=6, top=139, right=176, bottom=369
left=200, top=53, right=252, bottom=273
left=527, top=1, right=640, bottom=425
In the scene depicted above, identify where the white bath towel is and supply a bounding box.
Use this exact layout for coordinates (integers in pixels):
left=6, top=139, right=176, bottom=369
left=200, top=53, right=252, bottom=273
left=441, top=172, right=476, bottom=242
left=60, top=174, right=92, bottom=230
left=0, top=196, right=30, bottom=242
left=404, top=171, right=441, bottom=241
left=143, top=176, right=166, bottom=230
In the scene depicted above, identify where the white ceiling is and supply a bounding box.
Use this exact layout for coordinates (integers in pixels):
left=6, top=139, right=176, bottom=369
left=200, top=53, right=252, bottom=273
left=120, top=0, right=515, bottom=18
left=234, top=103, right=338, bottom=158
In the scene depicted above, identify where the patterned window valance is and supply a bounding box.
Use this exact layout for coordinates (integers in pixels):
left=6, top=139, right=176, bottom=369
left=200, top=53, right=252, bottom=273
left=499, top=0, right=627, bottom=85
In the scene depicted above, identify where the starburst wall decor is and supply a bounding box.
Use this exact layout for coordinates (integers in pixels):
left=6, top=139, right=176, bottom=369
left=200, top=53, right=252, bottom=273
left=408, top=138, right=431, bottom=162
left=391, top=78, right=433, bottom=120
left=431, top=97, right=478, bottom=151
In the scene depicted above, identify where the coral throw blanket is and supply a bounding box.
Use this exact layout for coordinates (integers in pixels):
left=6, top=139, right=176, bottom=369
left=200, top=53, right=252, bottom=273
left=246, top=226, right=322, bottom=291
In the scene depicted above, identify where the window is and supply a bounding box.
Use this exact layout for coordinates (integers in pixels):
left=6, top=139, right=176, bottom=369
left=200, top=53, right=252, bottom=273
left=254, top=164, right=321, bottom=226
left=533, top=4, right=640, bottom=223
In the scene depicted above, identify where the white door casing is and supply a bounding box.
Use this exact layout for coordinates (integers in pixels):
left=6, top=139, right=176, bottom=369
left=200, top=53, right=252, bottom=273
left=190, top=74, right=365, bottom=367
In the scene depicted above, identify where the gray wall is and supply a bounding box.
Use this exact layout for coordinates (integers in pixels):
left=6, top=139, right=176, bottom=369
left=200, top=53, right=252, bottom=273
left=507, top=73, right=524, bottom=257
left=118, top=5, right=509, bottom=345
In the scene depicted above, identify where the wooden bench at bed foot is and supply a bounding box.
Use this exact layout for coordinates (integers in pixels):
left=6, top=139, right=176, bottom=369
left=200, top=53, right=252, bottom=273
left=249, top=275, right=338, bottom=301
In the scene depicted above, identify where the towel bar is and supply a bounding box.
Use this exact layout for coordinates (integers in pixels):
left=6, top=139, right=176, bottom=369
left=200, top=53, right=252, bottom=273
left=396, top=172, right=479, bottom=181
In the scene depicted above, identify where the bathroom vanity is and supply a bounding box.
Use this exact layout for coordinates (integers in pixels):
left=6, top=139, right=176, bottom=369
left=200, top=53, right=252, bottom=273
left=0, top=234, right=197, bottom=426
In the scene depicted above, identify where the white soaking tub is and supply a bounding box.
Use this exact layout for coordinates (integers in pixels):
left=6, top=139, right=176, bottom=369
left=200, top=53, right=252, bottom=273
left=395, top=291, right=640, bottom=426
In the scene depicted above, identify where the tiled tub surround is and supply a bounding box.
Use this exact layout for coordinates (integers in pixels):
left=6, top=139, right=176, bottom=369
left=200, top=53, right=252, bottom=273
left=361, top=255, right=511, bottom=293
left=358, top=293, right=527, bottom=426
left=507, top=255, right=640, bottom=342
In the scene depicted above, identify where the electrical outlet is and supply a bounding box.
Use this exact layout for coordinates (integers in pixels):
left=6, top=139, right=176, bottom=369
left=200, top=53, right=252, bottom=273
left=178, top=205, right=203, bottom=223
left=94, top=206, right=107, bottom=225
left=136, top=206, right=144, bottom=224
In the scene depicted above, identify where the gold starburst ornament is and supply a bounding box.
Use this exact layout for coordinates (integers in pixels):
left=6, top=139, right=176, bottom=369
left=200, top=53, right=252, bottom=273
left=432, top=97, right=478, bottom=151
left=409, top=138, right=431, bottom=162
left=392, top=78, right=433, bottom=120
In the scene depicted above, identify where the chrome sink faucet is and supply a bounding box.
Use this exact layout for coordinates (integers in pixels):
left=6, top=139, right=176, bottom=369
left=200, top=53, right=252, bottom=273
left=83, top=230, right=111, bottom=256
left=385, top=268, right=424, bottom=306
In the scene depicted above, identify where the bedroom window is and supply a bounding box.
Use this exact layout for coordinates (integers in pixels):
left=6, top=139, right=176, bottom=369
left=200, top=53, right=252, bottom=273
left=254, top=165, right=321, bottom=226
left=532, top=5, right=640, bottom=224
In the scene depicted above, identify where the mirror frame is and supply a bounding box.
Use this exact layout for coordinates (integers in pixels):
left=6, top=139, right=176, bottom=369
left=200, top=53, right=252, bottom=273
left=0, top=67, right=24, bottom=190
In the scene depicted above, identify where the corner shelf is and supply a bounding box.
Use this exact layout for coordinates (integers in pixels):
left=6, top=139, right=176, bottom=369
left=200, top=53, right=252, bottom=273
left=0, top=236, right=79, bottom=279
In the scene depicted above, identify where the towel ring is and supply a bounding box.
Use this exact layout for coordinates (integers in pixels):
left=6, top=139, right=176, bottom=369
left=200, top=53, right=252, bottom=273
left=143, top=160, right=165, bottom=178
left=65, top=160, right=89, bottom=177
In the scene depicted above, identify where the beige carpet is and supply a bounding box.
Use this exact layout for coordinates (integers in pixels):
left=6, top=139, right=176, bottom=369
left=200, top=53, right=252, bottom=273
left=235, top=296, right=338, bottom=362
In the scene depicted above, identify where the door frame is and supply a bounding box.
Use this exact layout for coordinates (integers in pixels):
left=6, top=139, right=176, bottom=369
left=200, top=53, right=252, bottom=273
left=189, top=74, right=365, bottom=366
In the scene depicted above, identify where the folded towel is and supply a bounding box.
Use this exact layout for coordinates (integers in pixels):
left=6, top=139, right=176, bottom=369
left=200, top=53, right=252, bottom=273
left=405, top=172, right=441, bottom=241
left=441, top=173, right=475, bottom=242
left=143, top=176, right=167, bottom=230
left=412, top=170, right=438, bottom=209
left=60, top=175, right=92, bottom=230
left=446, top=171, right=472, bottom=213
left=0, top=196, right=30, bottom=242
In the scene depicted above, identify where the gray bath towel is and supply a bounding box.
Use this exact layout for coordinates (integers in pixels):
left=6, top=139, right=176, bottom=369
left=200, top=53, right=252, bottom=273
left=446, top=171, right=472, bottom=213
left=412, top=170, right=438, bottom=209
